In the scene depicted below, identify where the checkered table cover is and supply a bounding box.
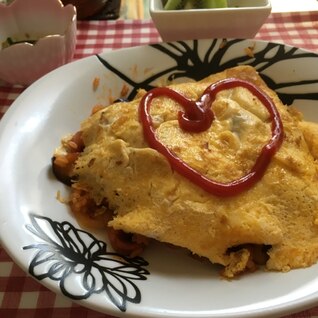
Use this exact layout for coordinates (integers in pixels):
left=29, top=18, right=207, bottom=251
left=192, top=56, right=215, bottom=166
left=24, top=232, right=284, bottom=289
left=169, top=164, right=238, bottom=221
left=1, top=11, right=318, bottom=318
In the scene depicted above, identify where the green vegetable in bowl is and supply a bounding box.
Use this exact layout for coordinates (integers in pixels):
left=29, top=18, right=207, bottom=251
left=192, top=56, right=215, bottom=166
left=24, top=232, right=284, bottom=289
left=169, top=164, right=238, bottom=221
left=163, top=0, right=228, bottom=10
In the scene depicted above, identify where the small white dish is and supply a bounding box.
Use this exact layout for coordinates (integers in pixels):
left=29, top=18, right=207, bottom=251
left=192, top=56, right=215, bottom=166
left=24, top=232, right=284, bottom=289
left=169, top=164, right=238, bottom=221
left=150, top=0, right=272, bottom=41
left=0, top=0, right=77, bottom=86
left=1, top=39, right=318, bottom=317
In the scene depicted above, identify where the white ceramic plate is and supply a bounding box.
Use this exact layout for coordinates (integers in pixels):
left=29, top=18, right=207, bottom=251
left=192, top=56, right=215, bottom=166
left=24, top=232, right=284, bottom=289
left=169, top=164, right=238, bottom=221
left=1, top=39, right=318, bottom=318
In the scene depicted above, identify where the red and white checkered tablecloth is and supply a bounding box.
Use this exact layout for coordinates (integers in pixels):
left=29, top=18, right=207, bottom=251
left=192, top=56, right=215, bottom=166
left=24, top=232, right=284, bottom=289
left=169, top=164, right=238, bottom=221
left=1, top=11, right=318, bottom=318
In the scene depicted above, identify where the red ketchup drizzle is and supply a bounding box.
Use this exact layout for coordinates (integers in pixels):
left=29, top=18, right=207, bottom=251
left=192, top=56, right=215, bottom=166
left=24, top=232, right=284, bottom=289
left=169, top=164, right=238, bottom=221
left=139, top=78, right=284, bottom=197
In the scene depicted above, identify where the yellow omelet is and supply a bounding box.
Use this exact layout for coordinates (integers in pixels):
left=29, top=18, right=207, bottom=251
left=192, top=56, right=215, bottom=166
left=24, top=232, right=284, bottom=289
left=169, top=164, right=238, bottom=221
left=69, top=65, right=318, bottom=278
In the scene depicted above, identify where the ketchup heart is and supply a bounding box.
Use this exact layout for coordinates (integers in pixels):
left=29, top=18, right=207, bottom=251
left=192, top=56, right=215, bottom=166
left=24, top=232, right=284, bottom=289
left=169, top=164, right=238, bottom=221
left=139, top=78, right=284, bottom=197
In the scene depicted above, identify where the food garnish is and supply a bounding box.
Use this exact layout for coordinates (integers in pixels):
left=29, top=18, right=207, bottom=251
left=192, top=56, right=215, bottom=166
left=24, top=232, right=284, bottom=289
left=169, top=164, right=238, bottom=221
left=139, top=78, right=283, bottom=197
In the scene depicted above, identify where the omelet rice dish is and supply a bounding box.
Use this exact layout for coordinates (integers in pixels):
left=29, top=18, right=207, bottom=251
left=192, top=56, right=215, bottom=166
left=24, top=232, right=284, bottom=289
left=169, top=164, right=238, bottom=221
left=63, top=65, right=318, bottom=278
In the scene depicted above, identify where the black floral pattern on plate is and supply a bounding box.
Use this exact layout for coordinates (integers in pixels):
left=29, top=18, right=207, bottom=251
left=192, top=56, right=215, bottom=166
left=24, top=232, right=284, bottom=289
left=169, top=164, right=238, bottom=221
left=96, top=39, right=318, bottom=105
left=23, top=214, right=149, bottom=312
